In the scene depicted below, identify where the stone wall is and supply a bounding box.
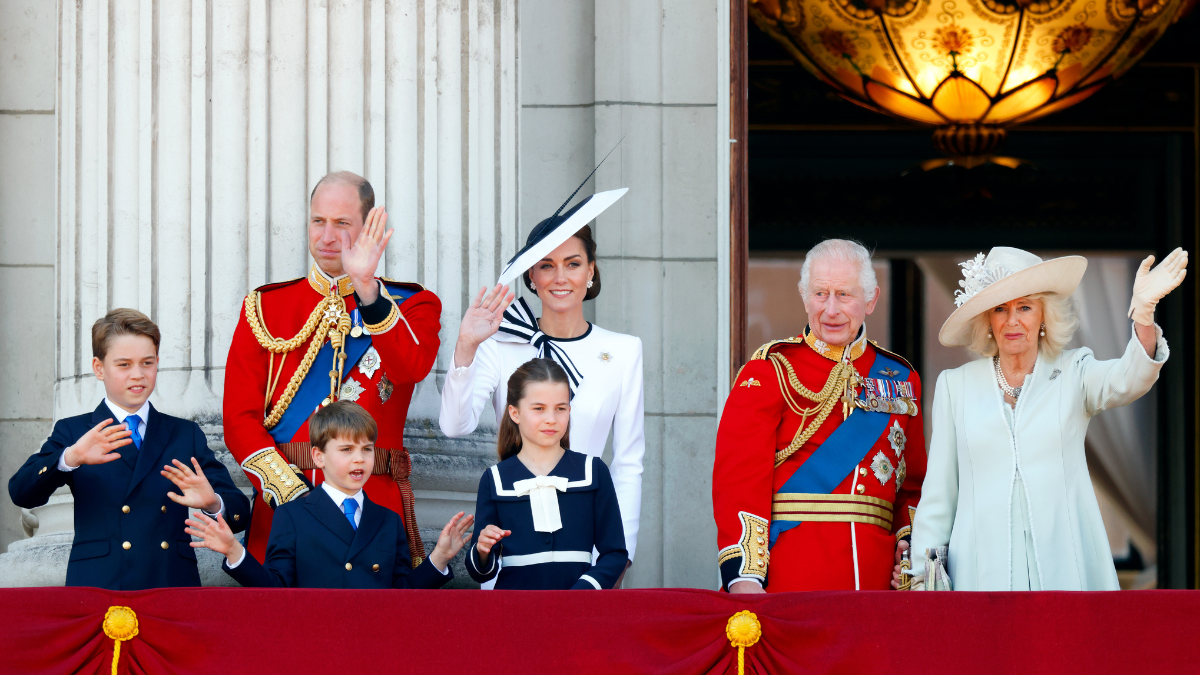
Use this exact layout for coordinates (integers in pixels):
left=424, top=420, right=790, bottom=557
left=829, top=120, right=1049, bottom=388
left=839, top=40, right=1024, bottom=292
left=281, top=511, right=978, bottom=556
left=0, top=0, right=57, bottom=556
left=1, top=0, right=730, bottom=591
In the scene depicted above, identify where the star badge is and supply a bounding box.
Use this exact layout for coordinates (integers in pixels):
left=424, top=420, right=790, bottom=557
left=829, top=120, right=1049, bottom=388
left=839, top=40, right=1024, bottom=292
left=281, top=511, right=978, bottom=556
left=870, top=451, right=894, bottom=486
left=887, top=420, right=906, bottom=456
left=339, top=377, right=366, bottom=402
left=358, top=346, right=382, bottom=379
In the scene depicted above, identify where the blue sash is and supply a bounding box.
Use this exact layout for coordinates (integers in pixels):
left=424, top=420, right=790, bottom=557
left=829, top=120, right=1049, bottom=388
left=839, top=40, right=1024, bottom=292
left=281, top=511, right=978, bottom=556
left=269, top=331, right=373, bottom=444
left=769, top=350, right=910, bottom=547
left=268, top=282, right=421, bottom=443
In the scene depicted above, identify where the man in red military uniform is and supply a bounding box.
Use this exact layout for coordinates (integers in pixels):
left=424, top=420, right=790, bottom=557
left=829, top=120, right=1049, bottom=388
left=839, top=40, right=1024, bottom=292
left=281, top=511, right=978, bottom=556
left=224, top=171, right=440, bottom=564
left=713, top=239, right=926, bottom=592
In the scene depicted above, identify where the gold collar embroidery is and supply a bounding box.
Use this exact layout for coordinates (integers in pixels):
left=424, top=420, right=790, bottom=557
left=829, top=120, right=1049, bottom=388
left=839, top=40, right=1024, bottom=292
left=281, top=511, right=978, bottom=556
left=803, top=325, right=868, bottom=363
left=308, top=264, right=355, bottom=297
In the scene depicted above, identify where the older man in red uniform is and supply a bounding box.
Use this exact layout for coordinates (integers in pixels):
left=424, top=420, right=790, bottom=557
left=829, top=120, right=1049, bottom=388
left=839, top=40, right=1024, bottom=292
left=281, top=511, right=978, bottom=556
left=713, top=239, right=926, bottom=592
left=223, top=171, right=440, bottom=564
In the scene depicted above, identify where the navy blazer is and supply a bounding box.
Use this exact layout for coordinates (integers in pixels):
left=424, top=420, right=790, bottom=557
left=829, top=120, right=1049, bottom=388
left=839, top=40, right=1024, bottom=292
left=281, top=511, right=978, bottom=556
left=468, top=451, right=628, bottom=590
left=223, top=487, right=451, bottom=589
left=8, top=401, right=251, bottom=590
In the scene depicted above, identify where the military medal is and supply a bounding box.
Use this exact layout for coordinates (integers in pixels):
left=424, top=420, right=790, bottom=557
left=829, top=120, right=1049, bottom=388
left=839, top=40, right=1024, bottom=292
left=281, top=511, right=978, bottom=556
left=351, top=326, right=364, bottom=338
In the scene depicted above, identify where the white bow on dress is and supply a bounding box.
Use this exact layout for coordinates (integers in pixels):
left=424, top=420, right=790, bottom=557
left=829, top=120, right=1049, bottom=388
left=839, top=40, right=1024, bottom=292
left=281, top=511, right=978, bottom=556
left=512, top=475, right=569, bottom=533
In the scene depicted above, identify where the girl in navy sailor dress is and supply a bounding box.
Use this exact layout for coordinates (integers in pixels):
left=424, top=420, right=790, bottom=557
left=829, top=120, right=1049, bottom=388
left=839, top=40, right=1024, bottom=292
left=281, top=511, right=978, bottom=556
left=468, top=358, right=628, bottom=590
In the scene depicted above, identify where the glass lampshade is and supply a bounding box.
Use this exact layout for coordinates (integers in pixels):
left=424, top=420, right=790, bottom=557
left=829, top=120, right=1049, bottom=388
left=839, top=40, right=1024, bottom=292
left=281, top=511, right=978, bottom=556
left=750, top=0, right=1191, bottom=155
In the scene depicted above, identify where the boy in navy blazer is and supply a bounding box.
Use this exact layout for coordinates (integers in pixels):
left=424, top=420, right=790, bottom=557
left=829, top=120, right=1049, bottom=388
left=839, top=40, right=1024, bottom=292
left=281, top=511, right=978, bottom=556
left=8, top=309, right=251, bottom=590
left=188, top=401, right=473, bottom=588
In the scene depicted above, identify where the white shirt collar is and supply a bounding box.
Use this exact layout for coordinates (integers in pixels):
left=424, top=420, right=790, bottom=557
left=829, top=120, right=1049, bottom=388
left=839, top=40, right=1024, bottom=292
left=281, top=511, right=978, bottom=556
left=320, top=481, right=364, bottom=510
left=104, top=397, right=151, bottom=426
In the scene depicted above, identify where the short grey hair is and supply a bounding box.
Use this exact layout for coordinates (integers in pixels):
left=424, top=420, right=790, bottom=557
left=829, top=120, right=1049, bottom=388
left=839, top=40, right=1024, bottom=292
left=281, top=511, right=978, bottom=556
left=310, top=170, right=375, bottom=222
left=799, top=238, right=878, bottom=302
left=966, top=292, right=1079, bottom=359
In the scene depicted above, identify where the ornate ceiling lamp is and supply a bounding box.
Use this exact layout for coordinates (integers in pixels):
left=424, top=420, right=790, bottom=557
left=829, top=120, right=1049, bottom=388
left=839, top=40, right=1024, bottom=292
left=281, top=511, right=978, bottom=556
left=749, top=0, right=1193, bottom=164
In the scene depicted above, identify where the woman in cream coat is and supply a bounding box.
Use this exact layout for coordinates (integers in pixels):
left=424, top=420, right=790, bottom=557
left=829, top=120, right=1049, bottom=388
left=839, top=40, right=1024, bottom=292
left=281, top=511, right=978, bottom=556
left=906, top=246, right=1187, bottom=591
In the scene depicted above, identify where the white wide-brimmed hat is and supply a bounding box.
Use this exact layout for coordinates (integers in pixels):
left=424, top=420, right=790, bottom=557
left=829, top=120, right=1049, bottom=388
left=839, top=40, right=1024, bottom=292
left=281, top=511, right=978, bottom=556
left=939, top=247, right=1087, bottom=347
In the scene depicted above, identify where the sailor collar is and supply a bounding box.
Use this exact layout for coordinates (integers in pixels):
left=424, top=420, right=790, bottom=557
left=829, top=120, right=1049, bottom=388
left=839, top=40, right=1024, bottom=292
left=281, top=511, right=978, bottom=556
left=308, top=264, right=356, bottom=297
left=489, top=451, right=597, bottom=497
left=803, top=325, right=868, bottom=363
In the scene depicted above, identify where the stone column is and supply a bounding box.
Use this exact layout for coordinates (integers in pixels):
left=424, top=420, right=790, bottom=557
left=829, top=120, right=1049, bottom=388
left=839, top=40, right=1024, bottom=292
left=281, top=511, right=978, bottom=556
left=3, top=0, right=519, bottom=585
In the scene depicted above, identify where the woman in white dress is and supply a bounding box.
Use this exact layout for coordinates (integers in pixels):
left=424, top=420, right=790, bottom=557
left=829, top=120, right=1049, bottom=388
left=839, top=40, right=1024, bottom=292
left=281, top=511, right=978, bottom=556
left=440, top=197, right=645, bottom=586
left=905, top=246, right=1187, bottom=591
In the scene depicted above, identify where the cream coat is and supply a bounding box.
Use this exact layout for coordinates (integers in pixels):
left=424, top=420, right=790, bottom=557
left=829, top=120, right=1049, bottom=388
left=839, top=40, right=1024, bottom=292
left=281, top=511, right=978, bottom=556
left=911, top=325, right=1168, bottom=591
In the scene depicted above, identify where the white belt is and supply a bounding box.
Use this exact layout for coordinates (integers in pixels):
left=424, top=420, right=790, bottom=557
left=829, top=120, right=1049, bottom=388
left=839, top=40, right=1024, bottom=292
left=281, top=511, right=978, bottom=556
left=501, top=551, right=592, bottom=567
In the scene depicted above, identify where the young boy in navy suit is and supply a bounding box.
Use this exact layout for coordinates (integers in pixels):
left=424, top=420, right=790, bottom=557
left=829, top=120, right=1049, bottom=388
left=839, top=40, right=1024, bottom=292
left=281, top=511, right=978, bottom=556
left=8, top=309, right=251, bottom=590
left=188, top=401, right=473, bottom=588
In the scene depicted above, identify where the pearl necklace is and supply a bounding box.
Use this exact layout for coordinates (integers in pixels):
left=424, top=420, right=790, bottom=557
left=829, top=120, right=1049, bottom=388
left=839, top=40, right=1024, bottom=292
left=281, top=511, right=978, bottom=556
left=993, top=356, right=1028, bottom=399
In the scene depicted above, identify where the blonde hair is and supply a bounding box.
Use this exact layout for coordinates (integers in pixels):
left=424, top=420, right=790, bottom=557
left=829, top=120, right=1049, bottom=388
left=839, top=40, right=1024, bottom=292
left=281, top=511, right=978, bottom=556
left=966, top=292, right=1078, bottom=360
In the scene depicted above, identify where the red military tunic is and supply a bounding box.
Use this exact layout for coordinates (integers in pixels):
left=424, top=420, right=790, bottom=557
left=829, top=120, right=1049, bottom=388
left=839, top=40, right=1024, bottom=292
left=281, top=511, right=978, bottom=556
left=713, top=327, right=926, bottom=592
left=223, top=264, right=441, bottom=563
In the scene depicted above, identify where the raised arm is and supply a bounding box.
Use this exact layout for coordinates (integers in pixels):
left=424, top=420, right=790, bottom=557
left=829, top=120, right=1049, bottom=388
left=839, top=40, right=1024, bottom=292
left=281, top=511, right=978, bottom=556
left=8, top=420, right=82, bottom=508
left=359, top=288, right=442, bottom=385
left=608, top=337, right=645, bottom=562
left=1076, top=324, right=1169, bottom=416
left=439, top=335, right=505, bottom=438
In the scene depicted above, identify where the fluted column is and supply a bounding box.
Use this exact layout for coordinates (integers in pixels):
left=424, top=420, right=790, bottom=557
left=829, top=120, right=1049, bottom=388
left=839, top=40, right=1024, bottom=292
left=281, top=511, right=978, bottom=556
left=30, top=0, right=519, bottom=584
left=55, top=0, right=520, bottom=423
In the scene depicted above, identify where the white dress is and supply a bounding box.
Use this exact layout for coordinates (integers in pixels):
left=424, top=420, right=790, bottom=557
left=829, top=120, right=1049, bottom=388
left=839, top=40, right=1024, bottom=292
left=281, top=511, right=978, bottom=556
left=439, top=323, right=645, bottom=562
left=911, top=324, right=1168, bottom=591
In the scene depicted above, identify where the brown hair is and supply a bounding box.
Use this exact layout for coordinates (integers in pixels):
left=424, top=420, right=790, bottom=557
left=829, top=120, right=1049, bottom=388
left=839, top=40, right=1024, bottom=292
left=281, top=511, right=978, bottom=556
left=309, top=400, right=378, bottom=452
left=521, top=224, right=601, bottom=301
left=92, top=308, right=162, bottom=361
left=310, top=170, right=375, bottom=222
left=496, top=358, right=572, bottom=461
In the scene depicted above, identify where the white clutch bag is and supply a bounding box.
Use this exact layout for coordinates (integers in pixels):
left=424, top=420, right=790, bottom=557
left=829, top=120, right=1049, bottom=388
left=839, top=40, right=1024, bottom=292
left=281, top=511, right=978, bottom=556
left=921, top=546, right=952, bottom=591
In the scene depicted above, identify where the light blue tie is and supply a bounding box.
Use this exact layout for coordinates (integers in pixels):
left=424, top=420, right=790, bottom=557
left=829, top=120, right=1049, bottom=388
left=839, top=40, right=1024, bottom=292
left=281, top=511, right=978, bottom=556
left=125, top=415, right=143, bottom=450
left=343, top=498, right=358, bottom=531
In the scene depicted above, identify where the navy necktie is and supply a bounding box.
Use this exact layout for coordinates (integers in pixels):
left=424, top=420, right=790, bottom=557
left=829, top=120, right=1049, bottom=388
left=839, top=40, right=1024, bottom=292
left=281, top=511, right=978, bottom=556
left=343, top=498, right=358, bottom=531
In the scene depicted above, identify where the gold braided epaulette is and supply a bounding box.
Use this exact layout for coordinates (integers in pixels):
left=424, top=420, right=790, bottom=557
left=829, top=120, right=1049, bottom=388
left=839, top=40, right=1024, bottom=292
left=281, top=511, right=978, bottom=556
left=750, top=337, right=806, bottom=361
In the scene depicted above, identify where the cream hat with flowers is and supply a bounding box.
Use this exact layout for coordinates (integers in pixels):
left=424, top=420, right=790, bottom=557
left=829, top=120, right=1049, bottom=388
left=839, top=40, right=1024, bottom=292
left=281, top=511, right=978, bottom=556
left=938, top=247, right=1087, bottom=347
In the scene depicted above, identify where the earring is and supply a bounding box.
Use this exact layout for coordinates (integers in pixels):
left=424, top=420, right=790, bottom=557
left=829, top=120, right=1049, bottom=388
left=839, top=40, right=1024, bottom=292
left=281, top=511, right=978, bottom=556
left=988, top=329, right=993, bottom=339
left=586, top=279, right=594, bottom=289
left=529, top=282, right=536, bottom=291
left=1040, top=324, right=1046, bottom=337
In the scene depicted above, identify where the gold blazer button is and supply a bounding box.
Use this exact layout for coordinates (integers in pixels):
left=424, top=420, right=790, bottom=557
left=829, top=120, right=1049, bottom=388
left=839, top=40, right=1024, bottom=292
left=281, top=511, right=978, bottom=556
left=372, top=564, right=380, bottom=572
left=122, top=542, right=131, bottom=550
left=161, top=506, right=166, bottom=513
left=856, top=484, right=866, bottom=494
left=122, top=505, right=130, bottom=514
left=345, top=563, right=353, bottom=571
left=161, top=542, right=169, bottom=550
left=233, top=514, right=240, bottom=521
left=859, top=467, right=868, bottom=476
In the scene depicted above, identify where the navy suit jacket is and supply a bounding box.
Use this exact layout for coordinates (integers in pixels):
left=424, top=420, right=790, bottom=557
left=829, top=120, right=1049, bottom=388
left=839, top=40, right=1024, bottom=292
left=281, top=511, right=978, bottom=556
left=223, top=487, right=451, bottom=589
left=8, top=401, right=251, bottom=590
